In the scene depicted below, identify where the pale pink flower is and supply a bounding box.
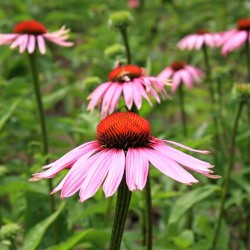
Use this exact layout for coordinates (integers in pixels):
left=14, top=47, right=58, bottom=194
left=30, top=112, right=219, bottom=203
left=128, top=0, right=139, bottom=8
left=217, top=18, right=250, bottom=56
left=0, top=20, right=73, bottom=54
left=87, top=65, right=167, bottom=118
left=177, top=29, right=221, bottom=50
left=157, top=61, right=204, bottom=92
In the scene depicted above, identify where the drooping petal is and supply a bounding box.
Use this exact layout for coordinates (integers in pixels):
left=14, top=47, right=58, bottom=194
left=142, top=148, right=198, bottom=184
left=179, top=69, right=193, bottom=88
left=123, top=81, right=134, bottom=110
left=157, top=67, right=173, bottom=80
left=30, top=141, right=99, bottom=180
left=28, top=35, right=36, bottom=54
left=172, top=72, right=182, bottom=92
left=87, top=82, right=111, bottom=111
left=37, top=35, right=46, bottom=54
left=19, top=34, right=29, bottom=53
left=79, top=150, right=114, bottom=202
left=103, top=149, right=125, bottom=197
left=126, top=148, right=149, bottom=191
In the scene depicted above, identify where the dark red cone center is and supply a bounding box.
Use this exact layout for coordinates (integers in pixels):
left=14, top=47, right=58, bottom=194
left=196, top=29, right=209, bottom=35
left=108, top=65, right=144, bottom=82
left=96, top=112, right=152, bottom=150
left=14, top=20, right=47, bottom=35
left=170, top=61, right=186, bottom=71
left=237, top=18, right=250, bottom=31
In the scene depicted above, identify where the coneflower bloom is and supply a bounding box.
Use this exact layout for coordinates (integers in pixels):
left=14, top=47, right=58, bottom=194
left=87, top=65, right=167, bottom=118
left=0, top=20, right=73, bottom=54
left=157, top=61, right=203, bottom=92
left=128, top=0, right=139, bottom=8
left=177, top=29, right=221, bottom=50
left=217, top=18, right=250, bottom=56
left=30, top=112, right=219, bottom=202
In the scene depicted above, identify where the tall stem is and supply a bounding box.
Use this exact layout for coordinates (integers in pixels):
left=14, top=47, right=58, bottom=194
left=245, top=31, right=250, bottom=82
left=202, top=44, right=220, bottom=163
left=211, top=100, right=245, bottom=250
left=28, top=53, right=55, bottom=213
left=144, top=175, right=152, bottom=250
left=178, top=83, right=188, bottom=137
left=119, top=27, right=131, bottom=64
left=109, top=176, right=132, bottom=250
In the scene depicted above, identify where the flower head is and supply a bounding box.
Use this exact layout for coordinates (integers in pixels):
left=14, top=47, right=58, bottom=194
left=218, top=18, right=250, bottom=56
left=128, top=0, right=139, bottom=8
left=87, top=64, right=168, bottom=117
left=0, top=20, right=73, bottom=54
left=108, top=11, right=133, bottom=29
left=30, top=112, right=219, bottom=203
left=157, top=61, right=203, bottom=92
left=177, top=29, right=221, bottom=50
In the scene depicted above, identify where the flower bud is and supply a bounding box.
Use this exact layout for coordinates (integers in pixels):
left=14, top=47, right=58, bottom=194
left=108, top=11, right=133, bottom=29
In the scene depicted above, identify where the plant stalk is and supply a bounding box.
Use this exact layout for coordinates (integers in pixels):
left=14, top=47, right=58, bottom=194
left=119, top=27, right=131, bottom=64
left=109, top=176, right=132, bottom=250
left=211, top=100, right=245, bottom=250
left=178, top=83, right=188, bottom=137
left=28, top=53, right=55, bottom=213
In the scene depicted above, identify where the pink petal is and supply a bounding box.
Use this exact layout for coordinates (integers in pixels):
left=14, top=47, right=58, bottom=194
left=194, top=36, right=204, bottom=50
left=185, top=65, right=203, bottom=81
left=154, top=143, right=213, bottom=174
left=28, top=35, right=36, bottom=53
left=103, top=149, right=125, bottom=197
left=108, top=84, right=123, bottom=114
left=126, top=148, right=149, bottom=191
left=179, top=69, right=193, bottom=88
left=37, top=35, right=46, bottom=54
left=172, top=72, right=182, bottom=92
left=87, top=82, right=111, bottom=111
left=10, top=35, right=25, bottom=49
left=19, top=34, right=29, bottom=53
left=59, top=148, right=102, bottom=198
left=157, top=67, right=173, bottom=80
left=123, top=81, right=134, bottom=110
left=142, top=148, right=198, bottom=184
left=79, top=150, right=114, bottom=202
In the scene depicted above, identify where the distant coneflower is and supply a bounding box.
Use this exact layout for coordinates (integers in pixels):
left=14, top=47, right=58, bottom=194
left=128, top=0, right=139, bottom=8
left=177, top=29, right=221, bottom=50
left=157, top=61, right=203, bottom=92
left=218, top=18, right=250, bottom=56
left=30, top=112, right=219, bottom=202
left=0, top=20, right=73, bottom=54
left=87, top=65, right=168, bottom=117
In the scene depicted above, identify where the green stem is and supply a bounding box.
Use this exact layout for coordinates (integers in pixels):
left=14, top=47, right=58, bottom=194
left=119, top=27, right=131, bottom=64
left=245, top=31, right=250, bottom=82
left=109, top=176, right=132, bottom=250
left=211, top=100, right=245, bottom=250
left=28, top=53, right=55, bottom=213
left=144, top=174, right=152, bottom=250
left=178, top=83, right=187, bottom=137
left=202, top=44, right=220, bottom=163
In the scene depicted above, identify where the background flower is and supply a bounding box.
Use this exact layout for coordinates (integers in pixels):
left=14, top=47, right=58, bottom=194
left=0, top=20, right=73, bottom=54
left=217, top=18, right=250, bottom=56
left=177, top=29, right=221, bottom=50
left=30, top=112, right=219, bottom=202
left=87, top=64, right=168, bottom=117
left=157, top=61, right=203, bottom=92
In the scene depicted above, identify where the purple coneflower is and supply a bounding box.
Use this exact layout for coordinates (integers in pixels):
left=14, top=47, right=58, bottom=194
left=30, top=112, right=219, bottom=202
left=157, top=61, right=203, bottom=92
left=177, top=29, right=221, bottom=50
left=0, top=20, right=73, bottom=54
left=87, top=65, right=167, bottom=117
left=218, top=18, right=250, bottom=56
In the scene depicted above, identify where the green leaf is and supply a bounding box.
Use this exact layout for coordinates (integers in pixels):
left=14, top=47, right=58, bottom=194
left=0, top=98, right=22, bottom=131
left=44, top=229, right=109, bottom=250
left=168, top=185, right=220, bottom=226
left=23, top=202, right=65, bottom=250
